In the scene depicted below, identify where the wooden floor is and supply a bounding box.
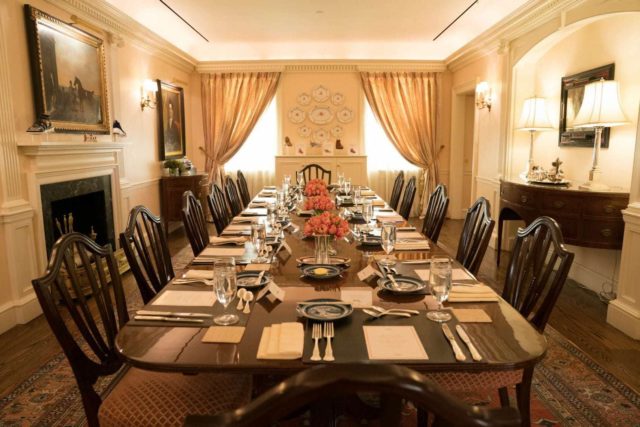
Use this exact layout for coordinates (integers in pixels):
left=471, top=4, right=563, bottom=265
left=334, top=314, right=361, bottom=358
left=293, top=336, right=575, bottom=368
left=1, top=219, right=638, bottom=398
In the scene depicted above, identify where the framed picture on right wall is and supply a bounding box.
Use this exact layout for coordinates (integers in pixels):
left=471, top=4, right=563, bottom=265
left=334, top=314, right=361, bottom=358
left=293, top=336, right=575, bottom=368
left=559, top=63, right=615, bottom=148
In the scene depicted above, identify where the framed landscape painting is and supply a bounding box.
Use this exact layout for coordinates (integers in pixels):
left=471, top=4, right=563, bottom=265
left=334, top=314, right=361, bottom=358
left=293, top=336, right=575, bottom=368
left=157, top=80, right=186, bottom=160
left=24, top=5, right=110, bottom=134
left=559, top=63, right=614, bottom=148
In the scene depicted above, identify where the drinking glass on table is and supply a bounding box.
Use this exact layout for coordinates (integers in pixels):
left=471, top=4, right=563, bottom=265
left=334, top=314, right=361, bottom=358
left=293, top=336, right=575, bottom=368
left=251, top=223, right=268, bottom=263
left=379, top=222, right=396, bottom=267
left=427, top=258, right=452, bottom=322
left=337, top=172, right=345, bottom=189
left=267, top=202, right=277, bottom=228
left=354, top=186, right=362, bottom=204
left=344, top=178, right=352, bottom=195
left=213, top=258, right=239, bottom=326
left=296, top=171, right=305, bottom=187
left=362, top=199, right=374, bottom=231
left=283, top=175, right=291, bottom=194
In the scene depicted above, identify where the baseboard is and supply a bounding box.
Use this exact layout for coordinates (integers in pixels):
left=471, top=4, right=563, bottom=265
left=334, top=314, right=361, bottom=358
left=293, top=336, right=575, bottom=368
left=607, top=299, right=640, bottom=340
left=0, top=293, right=42, bottom=335
left=569, top=261, right=615, bottom=294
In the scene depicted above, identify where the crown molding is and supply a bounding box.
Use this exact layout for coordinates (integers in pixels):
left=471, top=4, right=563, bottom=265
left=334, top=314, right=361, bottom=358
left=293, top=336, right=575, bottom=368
left=446, top=0, right=586, bottom=72
left=197, top=60, right=446, bottom=74
left=45, top=0, right=197, bottom=73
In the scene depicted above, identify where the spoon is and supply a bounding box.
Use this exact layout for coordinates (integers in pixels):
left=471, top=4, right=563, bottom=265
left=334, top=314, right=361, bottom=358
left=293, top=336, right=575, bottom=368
left=254, top=271, right=266, bottom=286
left=236, top=288, right=247, bottom=310
left=369, top=305, right=419, bottom=315
left=242, top=291, right=254, bottom=314
left=362, top=309, right=411, bottom=318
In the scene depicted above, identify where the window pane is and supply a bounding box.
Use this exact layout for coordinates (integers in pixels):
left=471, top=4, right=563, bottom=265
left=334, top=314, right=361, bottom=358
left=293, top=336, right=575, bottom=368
left=226, top=99, right=277, bottom=172
left=364, top=103, right=418, bottom=172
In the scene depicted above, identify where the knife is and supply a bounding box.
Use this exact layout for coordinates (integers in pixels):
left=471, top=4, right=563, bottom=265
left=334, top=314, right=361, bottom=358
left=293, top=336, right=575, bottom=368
left=442, top=324, right=467, bottom=361
left=137, top=310, right=212, bottom=318
left=456, top=325, right=483, bottom=361
left=134, top=315, right=205, bottom=324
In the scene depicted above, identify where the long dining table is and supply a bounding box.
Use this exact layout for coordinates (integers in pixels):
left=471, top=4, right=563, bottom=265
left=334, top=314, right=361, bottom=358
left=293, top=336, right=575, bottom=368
left=115, top=186, right=546, bottom=384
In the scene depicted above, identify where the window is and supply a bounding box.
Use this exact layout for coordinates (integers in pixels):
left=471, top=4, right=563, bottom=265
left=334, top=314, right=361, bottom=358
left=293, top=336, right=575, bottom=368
left=364, top=102, right=418, bottom=171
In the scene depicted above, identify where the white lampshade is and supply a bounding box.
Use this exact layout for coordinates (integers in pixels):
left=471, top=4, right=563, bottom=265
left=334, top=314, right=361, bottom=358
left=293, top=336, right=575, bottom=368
left=517, top=97, right=553, bottom=131
left=573, top=79, right=627, bottom=128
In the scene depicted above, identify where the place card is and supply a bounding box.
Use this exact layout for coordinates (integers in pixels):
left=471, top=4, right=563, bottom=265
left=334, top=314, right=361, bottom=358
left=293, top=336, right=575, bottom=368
left=452, top=309, right=492, bottom=323
left=357, top=264, right=383, bottom=281
left=340, top=288, right=373, bottom=308
left=363, top=326, right=429, bottom=360
left=415, top=268, right=473, bottom=281
left=152, top=290, right=215, bottom=307
left=202, top=326, right=245, bottom=343
left=199, top=247, right=246, bottom=257
left=183, top=270, right=214, bottom=279
left=244, top=264, right=271, bottom=272
left=256, top=280, right=285, bottom=302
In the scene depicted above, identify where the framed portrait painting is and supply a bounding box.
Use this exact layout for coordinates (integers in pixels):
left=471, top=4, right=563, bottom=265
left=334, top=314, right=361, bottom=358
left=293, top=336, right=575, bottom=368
left=559, top=63, right=614, bottom=148
left=24, top=5, right=110, bottom=134
left=157, top=80, right=186, bottom=160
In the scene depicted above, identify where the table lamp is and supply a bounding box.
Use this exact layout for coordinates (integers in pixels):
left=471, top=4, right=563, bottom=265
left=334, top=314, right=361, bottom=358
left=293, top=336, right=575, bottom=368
left=517, top=97, right=553, bottom=180
left=573, top=79, right=627, bottom=191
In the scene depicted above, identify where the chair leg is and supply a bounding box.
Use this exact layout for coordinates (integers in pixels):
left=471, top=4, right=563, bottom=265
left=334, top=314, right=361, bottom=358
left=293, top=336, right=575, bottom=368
left=516, top=367, right=534, bottom=427
left=498, top=386, right=510, bottom=407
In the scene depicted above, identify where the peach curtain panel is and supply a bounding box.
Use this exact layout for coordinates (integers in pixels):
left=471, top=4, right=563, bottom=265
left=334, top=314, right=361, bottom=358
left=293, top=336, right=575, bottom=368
left=201, top=72, right=280, bottom=184
left=360, top=71, right=440, bottom=213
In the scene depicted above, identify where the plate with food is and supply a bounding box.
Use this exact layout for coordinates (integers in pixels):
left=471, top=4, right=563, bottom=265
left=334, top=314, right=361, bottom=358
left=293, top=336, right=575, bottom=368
left=300, top=264, right=343, bottom=280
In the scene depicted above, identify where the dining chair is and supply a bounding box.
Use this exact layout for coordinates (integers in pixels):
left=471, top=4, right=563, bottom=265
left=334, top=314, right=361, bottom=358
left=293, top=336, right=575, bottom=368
left=31, top=233, right=252, bottom=427
left=120, top=205, right=174, bottom=304
left=421, top=184, right=449, bottom=244
left=388, top=171, right=404, bottom=211
left=184, top=364, right=521, bottom=427
left=298, top=163, right=332, bottom=184
left=224, top=176, right=244, bottom=217
left=207, top=184, right=231, bottom=235
left=236, top=170, right=252, bottom=208
left=455, top=197, right=495, bottom=276
left=182, top=190, right=210, bottom=256
left=397, top=176, right=417, bottom=219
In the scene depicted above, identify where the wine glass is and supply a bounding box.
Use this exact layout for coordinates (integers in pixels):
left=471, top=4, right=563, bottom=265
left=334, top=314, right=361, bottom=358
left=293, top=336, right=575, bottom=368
left=267, top=202, right=277, bottom=229
left=379, top=222, right=396, bottom=267
left=337, top=172, right=345, bottom=189
left=354, top=186, right=362, bottom=204
left=344, top=178, right=352, bottom=195
left=427, top=258, right=452, bottom=322
left=362, top=199, right=374, bottom=232
left=251, top=223, right=268, bottom=263
left=213, top=258, right=239, bottom=326
left=296, top=171, right=305, bottom=188
left=283, top=175, right=291, bottom=194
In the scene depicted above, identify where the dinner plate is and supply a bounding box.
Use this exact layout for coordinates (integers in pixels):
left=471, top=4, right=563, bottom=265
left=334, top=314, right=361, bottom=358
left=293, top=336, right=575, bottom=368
left=300, top=264, right=343, bottom=280
left=297, top=299, right=353, bottom=321
left=236, top=271, right=271, bottom=288
left=296, top=256, right=351, bottom=267
left=377, top=276, right=427, bottom=293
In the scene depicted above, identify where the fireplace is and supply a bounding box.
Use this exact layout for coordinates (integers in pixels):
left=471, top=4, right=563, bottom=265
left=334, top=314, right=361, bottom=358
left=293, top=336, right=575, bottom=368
left=40, top=175, right=115, bottom=256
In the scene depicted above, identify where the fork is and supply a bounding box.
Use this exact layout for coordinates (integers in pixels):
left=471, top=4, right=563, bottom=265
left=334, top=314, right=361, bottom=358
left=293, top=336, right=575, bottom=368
left=363, top=309, right=411, bottom=318
left=173, top=278, right=215, bottom=286
left=323, top=322, right=335, bottom=362
left=311, top=323, right=322, bottom=361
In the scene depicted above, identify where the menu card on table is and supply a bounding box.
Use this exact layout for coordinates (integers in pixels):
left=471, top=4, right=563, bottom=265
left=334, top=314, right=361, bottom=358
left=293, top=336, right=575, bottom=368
left=152, top=290, right=216, bottom=307
left=183, top=270, right=214, bottom=279
left=415, top=268, right=473, bottom=281
left=341, top=288, right=373, bottom=308
left=199, top=247, right=246, bottom=257
left=363, top=326, right=429, bottom=360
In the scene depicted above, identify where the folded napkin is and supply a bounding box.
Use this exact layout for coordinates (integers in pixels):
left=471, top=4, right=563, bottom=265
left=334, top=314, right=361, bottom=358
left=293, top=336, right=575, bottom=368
left=259, top=191, right=277, bottom=197
left=376, top=215, right=405, bottom=223
left=257, top=323, right=304, bottom=360
left=242, top=208, right=267, bottom=216
left=416, top=269, right=473, bottom=281
left=210, top=236, right=246, bottom=246
left=449, top=284, right=499, bottom=302
left=395, top=240, right=430, bottom=251
left=224, top=224, right=252, bottom=231
left=360, top=190, right=375, bottom=196
left=231, top=216, right=258, bottom=224
left=452, top=308, right=492, bottom=323
left=249, top=202, right=269, bottom=208
left=397, top=231, right=424, bottom=240
left=183, top=269, right=214, bottom=279
left=202, top=326, right=245, bottom=343
left=199, top=247, right=246, bottom=257
left=371, top=199, right=385, bottom=206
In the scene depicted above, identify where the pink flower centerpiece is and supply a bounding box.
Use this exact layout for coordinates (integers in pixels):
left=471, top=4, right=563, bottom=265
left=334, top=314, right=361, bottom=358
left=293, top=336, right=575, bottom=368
left=304, top=211, right=350, bottom=239
left=304, top=195, right=335, bottom=214
left=304, top=179, right=329, bottom=197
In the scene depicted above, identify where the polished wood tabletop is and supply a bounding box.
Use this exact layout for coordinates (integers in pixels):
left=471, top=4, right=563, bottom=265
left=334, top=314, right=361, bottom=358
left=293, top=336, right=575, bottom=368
left=116, top=190, right=547, bottom=375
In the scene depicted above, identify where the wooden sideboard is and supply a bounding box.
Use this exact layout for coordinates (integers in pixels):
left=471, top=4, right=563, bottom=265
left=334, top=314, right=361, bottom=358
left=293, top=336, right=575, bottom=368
left=275, top=156, right=368, bottom=185
left=160, top=174, right=209, bottom=235
left=497, top=180, right=629, bottom=264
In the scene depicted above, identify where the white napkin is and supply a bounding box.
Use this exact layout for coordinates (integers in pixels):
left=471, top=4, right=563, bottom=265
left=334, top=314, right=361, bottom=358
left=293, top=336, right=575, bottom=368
left=376, top=214, right=405, bottom=223
left=257, top=323, right=304, bottom=360
left=183, top=270, right=214, bottom=279
left=209, top=236, right=245, bottom=246
left=395, top=240, right=430, bottom=250
left=242, top=208, right=267, bottom=216
left=249, top=202, right=269, bottom=208
left=371, top=199, right=386, bottom=206
left=449, top=284, right=499, bottom=302
left=199, top=247, right=246, bottom=257
left=231, top=217, right=258, bottom=224
left=416, top=269, right=473, bottom=281
left=397, top=231, right=424, bottom=240
left=360, top=190, right=375, bottom=196
left=222, top=224, right=252, bottom=233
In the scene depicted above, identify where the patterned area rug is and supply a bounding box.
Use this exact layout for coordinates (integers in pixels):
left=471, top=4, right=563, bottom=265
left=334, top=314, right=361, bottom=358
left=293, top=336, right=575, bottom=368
left=1, top=246, right=638, bottom=426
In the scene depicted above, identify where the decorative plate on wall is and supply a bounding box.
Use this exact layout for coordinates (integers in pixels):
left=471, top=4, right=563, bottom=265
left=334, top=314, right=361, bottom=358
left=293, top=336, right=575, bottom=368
left=312, top=128, right=330, bottom=143
left=330, top=125, right=344, bottom=138
left=308, top=106, right=334, bottom=125
left=297, top=125, right=311, bottom=138
left=312, top=85, right=330, bottom=102
left=331, top=92, right=345, bottom=105
left=336, top=108, right=354, bottom=124
left=288, top=107, right=306, bottom=124
left=297, top=93, right=311, bottom=106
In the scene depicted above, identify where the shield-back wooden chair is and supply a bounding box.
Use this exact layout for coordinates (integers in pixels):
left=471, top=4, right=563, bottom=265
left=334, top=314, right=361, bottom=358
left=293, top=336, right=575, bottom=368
left=456, top=197, right=495, bottom=276
left=421, top=184, right=449, bottom=244
left=224, top=176, right=244, bottom=217
left=236, top=170, right=251, bottom=208
left=398, top=176, right=417, bottom=219
left=182, top=190, right=210, bottom=256
left=298, top=163, right=332, bottom=184
left=388, top=171, right=404, bottom=211
left=207, top=184, right=232, bottom=235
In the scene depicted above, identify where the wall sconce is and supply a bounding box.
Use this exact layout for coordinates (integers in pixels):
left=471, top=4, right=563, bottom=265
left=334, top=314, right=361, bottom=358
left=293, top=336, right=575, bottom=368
left=475, top=81, right=492, bottom=111
left=140, top=79, right=157, bottom=111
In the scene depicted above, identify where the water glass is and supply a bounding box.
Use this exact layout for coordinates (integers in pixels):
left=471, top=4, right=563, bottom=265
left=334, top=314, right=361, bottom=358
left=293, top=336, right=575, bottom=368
left=427, top=258, right=452, bottom=322
left=379, top=222, right=396, bottom=267
left=344, top=178, right=352, bottom=195
left=363, top=199, right=374, bottom=231
left=267, top=202, right=277, bottom=228
left=337, top=172, right=345, bottom=188
left=213, top=258, right=239, bottom=326
left=251, top=223, right=268, bottom=263
left=283, top=174, right=291, bottom=194
left=296, top=171, right=305, bottom=187
left=354, top=186, right=362, bottom=204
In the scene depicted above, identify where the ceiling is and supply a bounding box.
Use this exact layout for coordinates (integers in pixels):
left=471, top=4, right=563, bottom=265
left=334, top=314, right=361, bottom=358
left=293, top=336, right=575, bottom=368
left=104, top=0, right=530, bottom=61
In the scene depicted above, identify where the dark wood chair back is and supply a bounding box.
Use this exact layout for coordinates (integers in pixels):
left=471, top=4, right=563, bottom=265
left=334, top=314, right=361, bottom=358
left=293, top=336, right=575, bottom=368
left=398, top=176, right=417, bottom=219
left=422, top=184, right=450, bottom=244
left=32, top=233, right=128, bottom=427
left=388, top=171, right=405, bottom=210
left=298, top=163, right=332, bottom=184
left=184, top=364, right=520, bottom=427
left=207, top=184, right=232, bottom=235
left=182, top=190, right=209, bottom=256
left=120, top=205, right=174, bottom=304
left=236, top=170, right=251, bottom=208
left=503, top=216, right=574, bottom=332
left=456, top=197, right=495, bottom=276
left=224, top=176, right=243, bottom=217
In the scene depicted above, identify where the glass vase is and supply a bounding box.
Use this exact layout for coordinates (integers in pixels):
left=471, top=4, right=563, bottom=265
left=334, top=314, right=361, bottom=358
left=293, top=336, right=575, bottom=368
left=314, top=235, right=331, bottom=264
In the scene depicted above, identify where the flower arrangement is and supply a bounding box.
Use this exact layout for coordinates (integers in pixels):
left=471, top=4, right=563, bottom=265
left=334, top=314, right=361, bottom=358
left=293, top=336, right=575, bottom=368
left=304, top=195, right=335, bottom=213
left=304, top=211, right=350, bottom=238
left=304, top=178, right=329, bottom=197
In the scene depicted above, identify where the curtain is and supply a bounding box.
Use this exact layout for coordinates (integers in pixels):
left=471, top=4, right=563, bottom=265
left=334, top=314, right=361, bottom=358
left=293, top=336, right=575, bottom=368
left=360, top=71, right=440, bottom=214
left=200, top=72, right=280, bottom=185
